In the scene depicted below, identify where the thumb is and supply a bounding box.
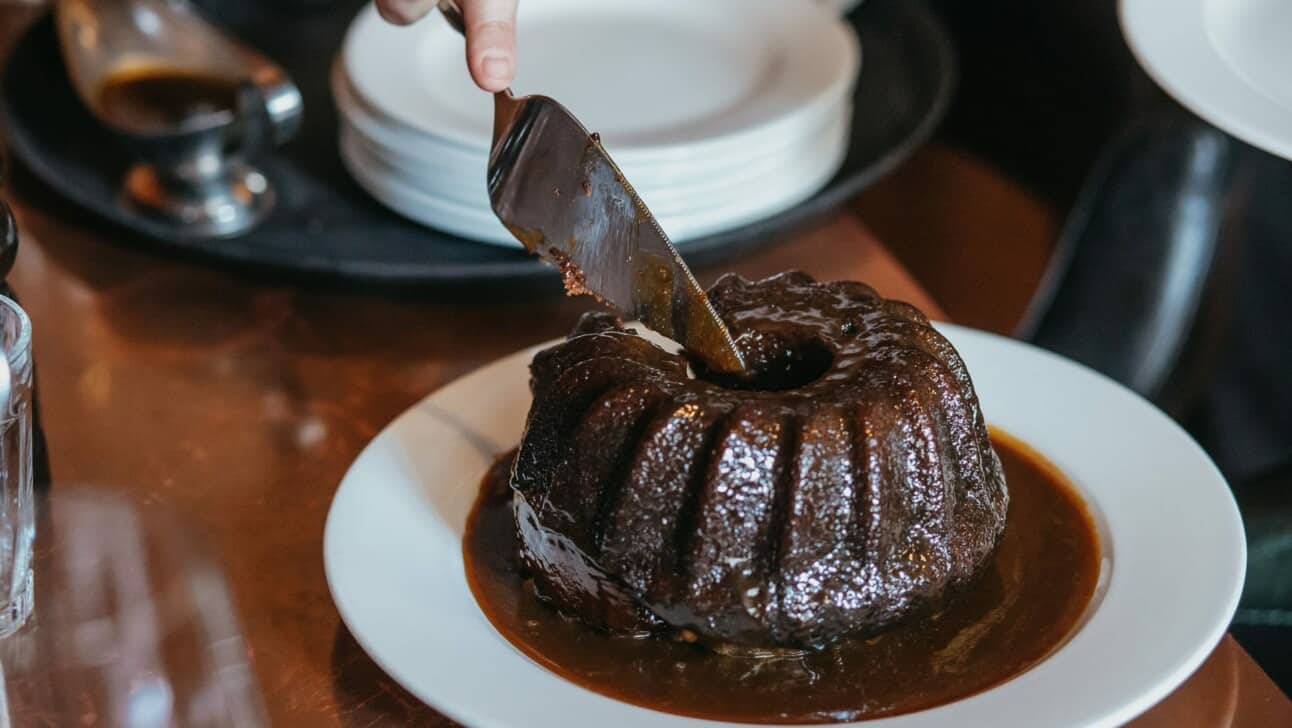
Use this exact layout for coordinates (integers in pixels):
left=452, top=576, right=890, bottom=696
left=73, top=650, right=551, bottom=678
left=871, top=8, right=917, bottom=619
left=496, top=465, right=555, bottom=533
left=463, top=0, right=518, bottom=92
left=375, top=0, right=437, bottom=25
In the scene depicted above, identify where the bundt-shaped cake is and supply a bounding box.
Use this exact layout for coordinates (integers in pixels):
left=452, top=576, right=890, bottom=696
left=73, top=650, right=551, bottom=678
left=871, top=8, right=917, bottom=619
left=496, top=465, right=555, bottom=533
left=510, top=271, right=1008, bottom=649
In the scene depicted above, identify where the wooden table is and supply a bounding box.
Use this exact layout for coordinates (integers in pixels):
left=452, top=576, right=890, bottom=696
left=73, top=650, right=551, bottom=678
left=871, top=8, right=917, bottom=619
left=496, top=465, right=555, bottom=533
left=0, top=180, right=1286, bottom=725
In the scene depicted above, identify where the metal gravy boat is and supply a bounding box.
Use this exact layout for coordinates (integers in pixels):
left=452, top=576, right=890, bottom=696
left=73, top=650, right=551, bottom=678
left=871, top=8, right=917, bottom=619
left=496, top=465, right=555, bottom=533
left=56, top=0, right=303, bottom=237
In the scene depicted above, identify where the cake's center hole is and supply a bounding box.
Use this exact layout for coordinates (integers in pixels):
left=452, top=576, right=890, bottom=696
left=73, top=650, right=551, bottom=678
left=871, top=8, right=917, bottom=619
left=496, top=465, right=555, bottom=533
left=694, top=336, right=834, bottom=391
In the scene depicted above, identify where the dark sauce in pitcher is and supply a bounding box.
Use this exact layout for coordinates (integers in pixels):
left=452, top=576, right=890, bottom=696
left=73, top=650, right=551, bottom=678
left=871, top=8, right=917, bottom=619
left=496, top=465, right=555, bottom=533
left=463, top=430, right=1101, bottom=723
left=96, top=66, right=239, bottom=130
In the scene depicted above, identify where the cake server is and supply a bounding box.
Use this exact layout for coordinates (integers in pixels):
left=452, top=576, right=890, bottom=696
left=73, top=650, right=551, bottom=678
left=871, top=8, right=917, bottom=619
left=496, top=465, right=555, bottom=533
left=435, top=1, right=746, bottom=374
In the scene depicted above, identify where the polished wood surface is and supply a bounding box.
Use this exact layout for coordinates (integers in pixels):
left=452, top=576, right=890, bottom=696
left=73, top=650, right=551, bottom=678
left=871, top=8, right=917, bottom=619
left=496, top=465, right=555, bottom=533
left=3, top=188, right=1287, bottom=725
left=854, top=145, right=1061, bottom=334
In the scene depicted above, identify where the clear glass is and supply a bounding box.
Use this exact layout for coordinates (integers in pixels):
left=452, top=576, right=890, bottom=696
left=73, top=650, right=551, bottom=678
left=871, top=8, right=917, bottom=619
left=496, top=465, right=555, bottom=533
left=0, top=295, right=33, bottom=638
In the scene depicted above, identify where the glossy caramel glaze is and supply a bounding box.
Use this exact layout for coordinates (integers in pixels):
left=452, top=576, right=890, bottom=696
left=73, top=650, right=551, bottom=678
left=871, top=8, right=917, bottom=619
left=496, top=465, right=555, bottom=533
left=511, top=272, right=1008, bottom=648
left=466, top=432, right=1099, bottom=723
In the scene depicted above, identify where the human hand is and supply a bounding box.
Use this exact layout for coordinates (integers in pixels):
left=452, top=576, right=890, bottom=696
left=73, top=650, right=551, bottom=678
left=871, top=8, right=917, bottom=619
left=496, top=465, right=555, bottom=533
left=375, top=0, right=518, bottom=92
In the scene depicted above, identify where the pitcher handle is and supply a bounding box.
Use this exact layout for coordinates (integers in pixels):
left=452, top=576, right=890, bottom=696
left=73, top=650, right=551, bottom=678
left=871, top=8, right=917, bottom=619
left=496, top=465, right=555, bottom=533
left=231, top=69, right=302, bottom=164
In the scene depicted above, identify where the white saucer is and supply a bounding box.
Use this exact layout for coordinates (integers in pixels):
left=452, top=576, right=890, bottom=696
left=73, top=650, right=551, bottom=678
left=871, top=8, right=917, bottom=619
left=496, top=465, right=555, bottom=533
left=342, top=0, right=859, bottom=161
left=1122, top=0, right=1292, bottom=161
left=324, top=324, right=1245, bottom=727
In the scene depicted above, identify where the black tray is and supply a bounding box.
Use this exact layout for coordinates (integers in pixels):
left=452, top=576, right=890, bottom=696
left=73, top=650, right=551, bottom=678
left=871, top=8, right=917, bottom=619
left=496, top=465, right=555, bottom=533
left=0, top=0, right=954, bottom=290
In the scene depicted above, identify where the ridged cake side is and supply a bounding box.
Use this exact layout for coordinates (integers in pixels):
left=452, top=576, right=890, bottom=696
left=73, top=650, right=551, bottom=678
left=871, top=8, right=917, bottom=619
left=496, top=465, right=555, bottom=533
left=511, top=272, right=1008, bottom=648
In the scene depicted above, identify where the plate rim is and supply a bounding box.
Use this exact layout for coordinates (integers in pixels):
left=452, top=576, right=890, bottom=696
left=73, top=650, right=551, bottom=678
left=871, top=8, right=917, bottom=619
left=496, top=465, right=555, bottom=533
left=331, top=59, right=851, bottom=175
left=323, top=322, right=1246, bottom=728
left=342, top=0, right=861, bottom=159
left=1121, top=0, right=1292, bottom=162
left=337, top=107, right=852, bottom=247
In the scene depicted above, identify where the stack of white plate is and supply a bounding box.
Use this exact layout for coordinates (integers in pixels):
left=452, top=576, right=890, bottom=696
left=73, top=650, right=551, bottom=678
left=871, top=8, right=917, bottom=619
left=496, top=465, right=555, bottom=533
left=334, top=0, right=861, bottom=247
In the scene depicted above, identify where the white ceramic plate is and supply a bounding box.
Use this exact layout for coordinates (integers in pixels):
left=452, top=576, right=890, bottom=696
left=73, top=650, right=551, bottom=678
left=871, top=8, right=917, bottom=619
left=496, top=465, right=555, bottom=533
left=324, top=324, right=1245, bottom=728
left=331, top=62, right=849, bottom=186
left=339, top=107, right=850, bottom=246
left=342, top=0, right=859, bottom=162
left=338, top=102, right=848, bottom=214
left=1122, top=0, right=1292, bottom=161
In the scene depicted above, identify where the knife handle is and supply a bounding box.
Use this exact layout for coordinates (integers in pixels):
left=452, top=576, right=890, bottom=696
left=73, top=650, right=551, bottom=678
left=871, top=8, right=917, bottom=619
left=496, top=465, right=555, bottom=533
left=436, top=0, right=466, bottom=35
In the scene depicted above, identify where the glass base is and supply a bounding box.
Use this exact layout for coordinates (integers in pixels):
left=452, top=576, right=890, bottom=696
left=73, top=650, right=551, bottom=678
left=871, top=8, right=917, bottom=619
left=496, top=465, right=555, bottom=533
left=0, top=570, right=33, bottom=638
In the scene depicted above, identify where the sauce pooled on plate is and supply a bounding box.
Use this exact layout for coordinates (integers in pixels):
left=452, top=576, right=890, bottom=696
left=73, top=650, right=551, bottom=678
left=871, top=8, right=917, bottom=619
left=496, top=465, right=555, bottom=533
left=463, top=430, right=1099, bottom=723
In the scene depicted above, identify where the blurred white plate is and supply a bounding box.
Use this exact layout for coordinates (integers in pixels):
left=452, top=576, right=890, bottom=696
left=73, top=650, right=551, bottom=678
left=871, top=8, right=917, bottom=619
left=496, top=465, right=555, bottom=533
left=338, top=106, right=848, bottom=214
left=342, top=0, right=859, bottom=162
left=340, top=105, right=850, bottom=246
left=1122, top=0, right=1292, bottom=161
left=331, top=61, right=848, bottom=182
left=324, top=324, right=1245, bottom=728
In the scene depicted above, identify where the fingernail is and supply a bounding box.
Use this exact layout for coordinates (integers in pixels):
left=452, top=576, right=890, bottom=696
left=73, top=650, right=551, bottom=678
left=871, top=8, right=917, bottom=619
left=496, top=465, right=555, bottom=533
left=377, top=0, right=425, bottom=25
left=482, top=55, right=512, bottom=80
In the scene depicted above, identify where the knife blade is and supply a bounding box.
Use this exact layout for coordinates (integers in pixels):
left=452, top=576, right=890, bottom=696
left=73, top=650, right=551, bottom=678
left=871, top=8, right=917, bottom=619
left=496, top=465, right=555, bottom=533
left=431, top=0, right=745, bottom=373
left=486, top=91, right=746, bottom=374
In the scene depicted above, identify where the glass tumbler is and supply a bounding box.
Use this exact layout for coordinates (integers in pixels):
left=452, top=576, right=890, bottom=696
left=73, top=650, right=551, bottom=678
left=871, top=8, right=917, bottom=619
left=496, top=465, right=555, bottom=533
left=0, top=295, right=32, bottom=637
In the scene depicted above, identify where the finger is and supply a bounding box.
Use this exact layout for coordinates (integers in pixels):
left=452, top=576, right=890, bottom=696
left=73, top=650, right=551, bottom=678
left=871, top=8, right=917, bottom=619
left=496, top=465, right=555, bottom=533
left=376, top=0, right=438, bottom=25
left=463, top=0, right=518, bottom=92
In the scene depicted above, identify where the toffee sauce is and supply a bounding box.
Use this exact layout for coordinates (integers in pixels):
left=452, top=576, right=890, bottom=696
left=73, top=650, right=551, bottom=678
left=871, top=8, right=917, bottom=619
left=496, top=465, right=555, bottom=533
left=96, top=66, right=239, bottom=131
left=464, top=430, right=1100, bottom=723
